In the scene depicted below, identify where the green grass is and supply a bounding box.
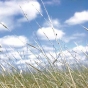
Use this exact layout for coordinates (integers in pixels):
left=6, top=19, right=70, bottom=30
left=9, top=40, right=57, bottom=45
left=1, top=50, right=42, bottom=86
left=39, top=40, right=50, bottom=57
left=0, top=66, right=88, bottom=88
left=0, top=55, right=88, bottom=88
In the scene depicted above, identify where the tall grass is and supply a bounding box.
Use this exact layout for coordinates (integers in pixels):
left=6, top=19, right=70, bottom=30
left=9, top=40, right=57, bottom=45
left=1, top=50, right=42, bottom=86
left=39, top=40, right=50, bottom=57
left=0, top=0, right=88, bottom=88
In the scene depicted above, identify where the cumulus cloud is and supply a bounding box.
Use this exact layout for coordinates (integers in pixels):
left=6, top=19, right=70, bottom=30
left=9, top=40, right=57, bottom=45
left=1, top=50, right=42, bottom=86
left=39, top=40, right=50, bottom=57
left=0, top=0, right=41, bottom=31
left=37, top=27, right=65, bottom=40
left=0, top=35, right=28, bottom=47
left=65, top=10, right=88, bottom=25
left=37, top=19, right=65, bottom=40
left=18, top=0, right=41, bottom=22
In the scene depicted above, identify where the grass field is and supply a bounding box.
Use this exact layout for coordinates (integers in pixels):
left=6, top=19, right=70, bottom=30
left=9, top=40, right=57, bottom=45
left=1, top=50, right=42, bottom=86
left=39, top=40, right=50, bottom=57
left=0, top=64, right=88, bottom=88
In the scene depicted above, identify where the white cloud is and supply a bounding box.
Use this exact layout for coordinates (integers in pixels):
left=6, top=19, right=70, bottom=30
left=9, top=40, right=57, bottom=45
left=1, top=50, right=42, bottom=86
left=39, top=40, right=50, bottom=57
left=65, top=10, right=88, bottom=25
left=56, top=45, right=88, bottom=66
left=73, top=45, right=88, bottom=54
left=6, top=51, right=22, bottom=60
left=36, top=18, right=65, bottom=40
left=39, top=45, right=88, bottom=66
left=43, top=19, right=61, bottom=28
left=18, top=0, right=41, bottom=22
left=44, top=0, right=60, bottom=5
left=42, top=45, right=54, bottom=51
left=62, top=33, right=86, bottom=43
left=16, top=54, right=41, bottom=67
left=0, top=35, right=28, bottom=47
left=0, top=0, right=41, bottom=31
left=37, top=27, right=65, bottom=40
left=0, top=38, right=88, bottom=69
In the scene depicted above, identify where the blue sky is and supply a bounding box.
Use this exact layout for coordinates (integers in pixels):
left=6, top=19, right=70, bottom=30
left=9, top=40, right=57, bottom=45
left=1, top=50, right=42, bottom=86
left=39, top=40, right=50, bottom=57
left=0, top=0, right=88, bottom=46
left=0, top=0, right=88, bottom=68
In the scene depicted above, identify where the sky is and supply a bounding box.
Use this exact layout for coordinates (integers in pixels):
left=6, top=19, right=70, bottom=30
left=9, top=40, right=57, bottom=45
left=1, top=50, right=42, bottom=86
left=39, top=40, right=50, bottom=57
left=0, top=0, right=88, bottom=70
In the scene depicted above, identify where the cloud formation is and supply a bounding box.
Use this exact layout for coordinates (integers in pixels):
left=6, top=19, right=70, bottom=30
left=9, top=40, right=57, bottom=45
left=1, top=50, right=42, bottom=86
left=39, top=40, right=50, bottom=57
left=0, top=0, right=41, bottom=31
left=16, top=45, right=88, bottom=69
left=37, top=27, right=64, bottom=40
left=37, top=19, right=65, bottom=40
left=65, top=10, right=88, bottom=25
left=0, top=35, right=28, bottom=47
